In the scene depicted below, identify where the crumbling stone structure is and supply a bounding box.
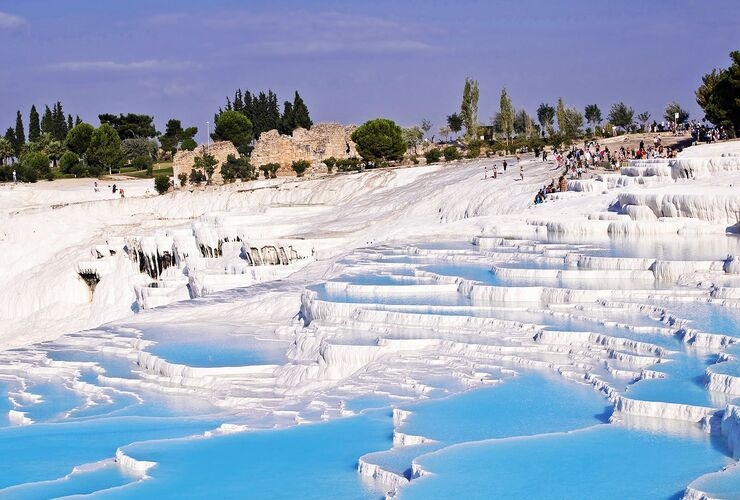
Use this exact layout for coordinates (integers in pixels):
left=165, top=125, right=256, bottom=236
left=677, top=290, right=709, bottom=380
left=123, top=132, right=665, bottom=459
left=172, top=141, right=239, bottom=185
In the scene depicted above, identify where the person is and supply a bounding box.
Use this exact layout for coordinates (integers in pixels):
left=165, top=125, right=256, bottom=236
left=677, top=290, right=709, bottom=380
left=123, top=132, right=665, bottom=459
left=503, top=160, right=507, bottom=173
left=484, top=165, right=488, bottom=179
left=112, top=183, right=117, bottom=194
left=94, top=181, right=99, bottom=192
left=12, top=169, right=16, bottom=183
left=120, top=187, right=125, bottom=198
left=519, top=164, right=524, bottom=181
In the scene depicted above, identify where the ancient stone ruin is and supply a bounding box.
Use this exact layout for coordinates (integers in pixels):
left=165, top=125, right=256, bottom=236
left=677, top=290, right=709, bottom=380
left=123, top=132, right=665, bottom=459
left=250, top=122, right=358, bottom=176
left=172, top=141, right=239, bottom=185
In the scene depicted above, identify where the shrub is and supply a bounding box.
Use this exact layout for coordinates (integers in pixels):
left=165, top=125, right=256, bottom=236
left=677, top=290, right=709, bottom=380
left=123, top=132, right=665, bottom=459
left=154, top=174, right=170, bottom=194
left=221, top=154, right=254, bottom=183
left=410, top=156, right=419, bottom=165
left=189, top=169, right=205, bottom=185
left=324, top=156, right=337, bottom=173
left=336, top=157, right=361, bottom=172
left=178, top=172, right=188, bottom=187
left=291, top=159, right=311, bottom=177
left=442, top=146, right=461, bottom=161
left=466, top=140, right=482, bottom=159
left=424, top=148, right=442, bottom=164
left=259, top=163, right=280, bottom=179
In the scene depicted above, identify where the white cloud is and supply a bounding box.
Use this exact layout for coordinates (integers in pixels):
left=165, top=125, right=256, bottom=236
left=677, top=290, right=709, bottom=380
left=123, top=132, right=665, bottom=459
left=245, top=39, right=436, bottom=57
left=44, top=59, right=198, bottom=73
left=0, top=11, right=26, bottom=29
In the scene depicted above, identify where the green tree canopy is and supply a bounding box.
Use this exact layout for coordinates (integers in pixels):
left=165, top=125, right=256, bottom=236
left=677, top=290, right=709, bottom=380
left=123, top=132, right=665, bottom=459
left=607, top=102, right=634, bottom=131
left=29, top=105, right=41, bottom=143
left=14, top=110, right=25, bottom=155
left=65, top=122, right=95, bottom=156
left=696, top=51, right=740, bottom=134
left=292, top=91, right=312, bottom=130
left=584, top=104, right=602, bottom=126
left=446, top=113, right=463, bottom=135
left=121, top=137, right=158, bottom=161
left=212, top=110, right=253, bottom=152
left=351, top=118, right=406, bottom=163
left=0, top=137, right=13, bottom=165
left=193, top=151, right=218, bottom=184
left=498, top=87, right=515, bottom=144
left=21, top=151, right=50, bottom=176
left=98, top=113, right=158, bottom=139
left=664, top=102, right=689, bottom=124
left=537, top=103, right=555, bottom=135
left=460, top=77, right=480, bottom=140
left=86, top=123, right=124, bottom=175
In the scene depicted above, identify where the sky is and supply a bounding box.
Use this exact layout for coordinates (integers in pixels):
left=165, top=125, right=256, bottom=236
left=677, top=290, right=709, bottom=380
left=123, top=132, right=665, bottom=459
left=0, top=0, right=738, bottom=142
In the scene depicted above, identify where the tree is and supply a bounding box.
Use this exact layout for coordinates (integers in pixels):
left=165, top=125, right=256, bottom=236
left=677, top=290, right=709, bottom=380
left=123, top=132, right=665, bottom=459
left=51, top=102, right=67, bottom=141
left=498, top=88, right=515, bottom=145
left=86, top=123, right=123, bottom=175
left=584, top=104, right=602, bottom=127
left=0, top=137, right=13, bottom=166
left=160, top=119, right=183, bottom=154
left=438, top=125, right=451, bottom=143
left=350, top=118, right=406, bottom=164
left=193, top=151, right=218, bottom=184
left=607, top=102, right=634, bottom=131
left=98, top=113, right=157, bottom=139
left=29, top=105, right=41, bottom=143
left=537, top=103, right=555, bottom=136
left=21, top=151, right=50, bottom=177
left=402, top=126, right=424, bottom=154
left=59, top=150, right=80, bottom=174
left=637, top=112, right=652, bottom=131
left=560, top=107, right=584, bottom=139
left=446, top=113, right=463, bottom=136
left=180, top=138, right=197, bottom=151
left=279, top=101, right=294, bottom=135
left=14, top=111, right=25, bottom=156
left=65, top=122, right=95, bottom=156
left=45, top=139, right=66, bottom=168
left=664, top=102, right=689, bottom=125
left=696, top=51, right=740, bottom=135
left=460, top=77, right=480, bottom=140
left=121, top=137, right=157, bottom=161
left=556, top=97, right=566, bottom=133
left=212, top=110, right=253, bottom=152
left=292, top=91, right=312, bottom=130
left=41, top=106, right=53, bottom=137
left=514, top=110, right=535, bottom=137
left=4, top=128, right=16, bottom=160
left=421, top=119, right=432, bottom=139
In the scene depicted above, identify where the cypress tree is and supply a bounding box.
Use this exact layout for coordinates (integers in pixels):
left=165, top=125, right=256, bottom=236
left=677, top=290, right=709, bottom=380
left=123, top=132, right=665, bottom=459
left=14, top=110, right=25, bottom=155
left=74, top=115, right=82, bottom=127
left=5, top=127, right=16, bottom=157
left=67, top=114, right=73, bottom=132
left=41, top=105, right=53, bottom=136
left=292, top=91, right=312, bottom=130
left=267, top=90, right=280, bottom=132
left=279, top=101, right=294, bottom=135
left=52, top=102, right=67, bottom=140
left=29, top=105, right=41, bottom=142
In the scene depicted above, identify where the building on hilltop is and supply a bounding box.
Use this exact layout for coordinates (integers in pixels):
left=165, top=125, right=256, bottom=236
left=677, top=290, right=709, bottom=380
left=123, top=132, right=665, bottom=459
left=172, top=141, right=239, bottom=186
left=250, top=122, right=358, bottom=176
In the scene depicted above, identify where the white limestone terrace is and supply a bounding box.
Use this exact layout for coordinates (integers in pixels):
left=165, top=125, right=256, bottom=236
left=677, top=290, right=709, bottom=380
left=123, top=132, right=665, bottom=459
left=0, top=140, right=739, bottom=497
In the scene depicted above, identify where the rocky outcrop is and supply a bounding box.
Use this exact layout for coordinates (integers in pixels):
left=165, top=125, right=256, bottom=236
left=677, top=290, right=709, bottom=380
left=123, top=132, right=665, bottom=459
left=250, top=123, right=358, bottom=176
left=172, top=141, right=239, bottom=185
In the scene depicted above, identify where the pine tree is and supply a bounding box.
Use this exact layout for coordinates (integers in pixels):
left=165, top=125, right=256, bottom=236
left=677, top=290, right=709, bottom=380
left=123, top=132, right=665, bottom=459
left=267, top=90, right=280, bottom=132
left=29, top=105, right=41, bottom=143
left=292, top=91, right=312, bottom=130
left=14, top=110, right=25, bottom=155
left=67, top=114, right=73, bottom=132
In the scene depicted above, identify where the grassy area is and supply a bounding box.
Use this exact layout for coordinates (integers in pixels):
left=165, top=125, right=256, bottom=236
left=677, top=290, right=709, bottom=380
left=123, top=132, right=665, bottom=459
left=126, top=165, right=173, bottom=178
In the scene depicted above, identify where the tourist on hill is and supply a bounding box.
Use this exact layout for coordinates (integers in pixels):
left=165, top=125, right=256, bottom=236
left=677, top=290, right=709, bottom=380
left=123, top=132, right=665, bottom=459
left=12, top=169, right=16, bottom=183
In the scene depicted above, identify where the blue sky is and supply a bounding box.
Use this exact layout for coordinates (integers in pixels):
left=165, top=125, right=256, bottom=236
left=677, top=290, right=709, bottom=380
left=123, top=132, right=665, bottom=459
left=1, top=0, right=737, bottom=141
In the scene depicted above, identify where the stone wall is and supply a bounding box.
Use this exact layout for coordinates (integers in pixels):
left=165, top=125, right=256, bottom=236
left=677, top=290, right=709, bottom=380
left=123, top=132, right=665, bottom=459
left=172, top=141, right=239, bottom=185
left=250, top=123, right=358, bottom=176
